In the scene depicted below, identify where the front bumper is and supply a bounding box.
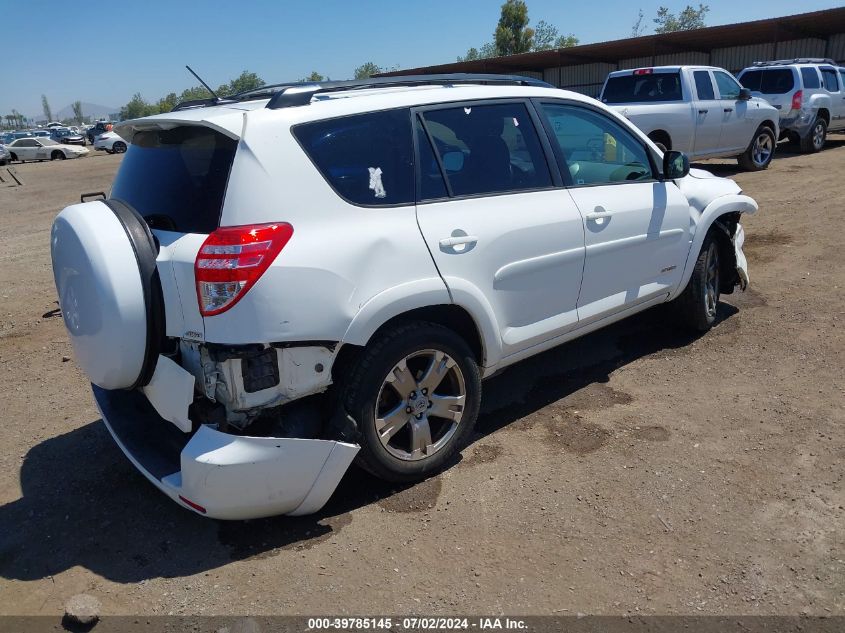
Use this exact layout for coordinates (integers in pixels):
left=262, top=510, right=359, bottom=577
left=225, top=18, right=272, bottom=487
left=93, top=385, right=359, bottom=520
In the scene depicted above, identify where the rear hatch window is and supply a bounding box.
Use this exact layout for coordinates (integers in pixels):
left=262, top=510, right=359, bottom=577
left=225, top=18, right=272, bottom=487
left=739, top=69, right=794, bottom=94
left=601, top=73, right=683, bottom=104
left=111, top=126, right=237, bottom=233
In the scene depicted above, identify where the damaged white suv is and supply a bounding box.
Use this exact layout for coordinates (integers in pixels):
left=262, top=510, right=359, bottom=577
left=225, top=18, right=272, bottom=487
left=51, top=75, right=757, bottom=519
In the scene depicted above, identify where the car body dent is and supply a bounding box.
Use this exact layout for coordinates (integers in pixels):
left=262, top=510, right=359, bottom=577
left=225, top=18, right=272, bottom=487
left=95, top=386, right=360, bottom=520
left=141, top=355, right=195, bottom=432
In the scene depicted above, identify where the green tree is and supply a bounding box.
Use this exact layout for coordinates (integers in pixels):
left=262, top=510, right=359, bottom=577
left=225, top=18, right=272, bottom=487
left=217, top=70, right=265, bottom=96
left=631, top=9, right=646, bottom=37
left=654, top=4, right=709, bottom=33
left=354, top=62, right=382, bottom=79
left=532, top=20, right=579, bottom=51
left=41, top=95, right=52, bottom=122
left=71, top=101, right=84, bottom=125
left=302, top=71, right=326, bottom=82
left=11, top=109, right=23, bottom=128
left=179, top=85, right=213, bottom=102
left=494, top=0, right=534, bottom=56
left=157, top=92, right=179, bottom=113
left=120, top=93, right=160, bottom=120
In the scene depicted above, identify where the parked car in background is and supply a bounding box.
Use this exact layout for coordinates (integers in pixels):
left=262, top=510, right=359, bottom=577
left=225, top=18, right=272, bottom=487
left=11, top=131, right=34, bottom=141
left=600, top=66, right=779, bottom=171
left=0, top=133, right=13, bottom=144
left=737, top=58, right=845, bottom=153
left=50, top=127, right=86, bottom=146
left=93, top=130, right=128, bottom=153
left=86, top=120, right=115, bottom=144
left=7, top=137, right=89, bottom=162
left=0, top=144, right=10, bottom=166
left=50, top=74, right=757, bottom=519
left=31, top=130, right=52, bottom=138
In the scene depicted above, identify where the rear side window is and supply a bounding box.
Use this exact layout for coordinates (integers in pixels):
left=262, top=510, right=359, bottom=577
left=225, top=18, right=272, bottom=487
left=740, top=69, right=795, bottom=94
left=111, top=126, right=236, bottom=233
left=800, top=67, right=820, bottom=89
left=821, top=67, right=840, bottom=92
left=693, top=71, right=716, bottom=100
left=294, top=109, right=414, bottom=207
left=418, top=102, right=552, bottom=198
left=601, top=72, right=683, bottom=104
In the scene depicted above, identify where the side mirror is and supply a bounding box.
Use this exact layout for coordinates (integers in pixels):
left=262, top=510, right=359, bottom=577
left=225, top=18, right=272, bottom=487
left=663, top=150, right=690, bottom=180
left=739, top=87, right=752, bottom=101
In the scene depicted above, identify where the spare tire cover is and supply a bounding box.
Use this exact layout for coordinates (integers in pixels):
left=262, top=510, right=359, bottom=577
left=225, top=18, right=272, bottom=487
left=51, top=200, right=160, bottom=389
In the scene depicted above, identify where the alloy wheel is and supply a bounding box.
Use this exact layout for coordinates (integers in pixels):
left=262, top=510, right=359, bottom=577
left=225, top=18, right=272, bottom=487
left=703, top=242, right=720, bottom=319
left=812, top=123, right=825, bottom=150
left=752, top=132, right=772, bottom=167
left=375, top=349, right=466, bottom=461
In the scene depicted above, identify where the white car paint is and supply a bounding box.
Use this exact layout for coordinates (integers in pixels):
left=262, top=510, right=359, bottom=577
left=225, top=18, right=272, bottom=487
left=600, top=66, right=779, bottom=161
left=52, top=81, right=757, bottom=519
left=7, top=137, right=89, bottom=161
left=93, top=130, right=128, bottom=153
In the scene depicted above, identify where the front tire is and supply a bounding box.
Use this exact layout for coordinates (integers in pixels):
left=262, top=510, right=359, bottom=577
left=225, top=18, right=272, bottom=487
left=51, top=150, right=65, bottom=161
left=799, top=117, right=827, bottom=153
left=343, top=322, right=481, bottom=482
left=737, top=126, right=775, bottom=171
left=675, top=232, right=720, bottom=332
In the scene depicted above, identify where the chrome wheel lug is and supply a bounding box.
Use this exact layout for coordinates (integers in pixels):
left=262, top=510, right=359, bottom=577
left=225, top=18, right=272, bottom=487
left=406, top=406, right=412, bottom=414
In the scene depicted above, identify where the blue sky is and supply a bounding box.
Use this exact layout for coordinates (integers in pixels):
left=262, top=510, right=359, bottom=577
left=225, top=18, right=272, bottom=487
left=3, top=0, right=842, bottom=118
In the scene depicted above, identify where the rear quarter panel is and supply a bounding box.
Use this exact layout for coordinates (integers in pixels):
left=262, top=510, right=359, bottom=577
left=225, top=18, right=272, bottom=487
left=204, top=114, right=448, bottom=345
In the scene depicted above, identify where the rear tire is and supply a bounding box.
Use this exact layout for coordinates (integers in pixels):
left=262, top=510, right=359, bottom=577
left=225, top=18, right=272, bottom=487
left=113, top=141, right=126, bottom=154
left=675, top=232, right=721, bottom=333
left=343, top=322, right=481, bottom=482
left=9, top=153, right=17, bottom=162
left=737, top=126, right=775, bottom=171
left=799, top=117, right=827, bottom=153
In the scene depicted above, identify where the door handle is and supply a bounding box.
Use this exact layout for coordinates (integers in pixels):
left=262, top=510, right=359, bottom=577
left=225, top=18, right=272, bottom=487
left=724, top=107, right=733, bottom=113
left=439, top=235, right=478, bottom=248
left=698, top=109, right=709, bottom=114
left=585, top=211, right=612, bottom=221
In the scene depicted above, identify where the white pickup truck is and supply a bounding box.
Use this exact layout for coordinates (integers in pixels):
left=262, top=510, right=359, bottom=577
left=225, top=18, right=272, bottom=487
left=600, top=65, right=780, bottom=171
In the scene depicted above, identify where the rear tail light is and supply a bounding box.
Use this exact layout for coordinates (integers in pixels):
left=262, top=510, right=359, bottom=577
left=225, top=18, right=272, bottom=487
left=633, top=68, right=653, bottom=75
left=195, top=223, right=293, bottom=316
left=791, top=90, right=803, bottom=111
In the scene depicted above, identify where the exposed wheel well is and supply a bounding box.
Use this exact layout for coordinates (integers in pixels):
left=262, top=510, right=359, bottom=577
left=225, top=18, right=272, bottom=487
left=817, top=109, right=830, bottom=125
left=648, top=130, right=672, bottom=150
left=709, top=212, right=742, bottom=295
left=760, top=120, right=777, bottom=135
left=332, top=305, right=485, bottom=385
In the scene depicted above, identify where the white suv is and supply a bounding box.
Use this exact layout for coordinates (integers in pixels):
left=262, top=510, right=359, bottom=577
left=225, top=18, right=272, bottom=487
left=50, top=75, right=757, bottom=519
left=737, top=59, right=845, bottom=152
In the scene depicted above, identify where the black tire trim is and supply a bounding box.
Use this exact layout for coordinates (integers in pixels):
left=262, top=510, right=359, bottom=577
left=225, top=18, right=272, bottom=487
left=103, top=199, right=164, bottom=390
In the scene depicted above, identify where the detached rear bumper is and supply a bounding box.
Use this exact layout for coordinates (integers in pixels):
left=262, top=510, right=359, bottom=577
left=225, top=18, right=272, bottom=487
left=93, top=385, right=359, bottom=520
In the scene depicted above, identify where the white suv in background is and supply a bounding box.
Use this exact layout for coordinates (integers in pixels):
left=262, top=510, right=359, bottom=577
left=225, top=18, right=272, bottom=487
left=600, top=66, right=779, bottom=171
left=51, top=75, right=757, bottom=519
left=737, top=59, right=845, bottom=152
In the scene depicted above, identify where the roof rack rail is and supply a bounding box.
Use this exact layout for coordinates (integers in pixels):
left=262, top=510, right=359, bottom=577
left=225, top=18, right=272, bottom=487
left=265, top=74, right=553, bottom=110
left=752, top=58, right=836, bottom=67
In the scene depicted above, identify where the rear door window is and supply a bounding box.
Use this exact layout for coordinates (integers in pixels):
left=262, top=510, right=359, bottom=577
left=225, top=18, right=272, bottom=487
left=111, top=126, right=237, bottom=234
left=800, top=67, right=821, bottom=89
left=821, top=67, right=840, bottom=92
left=294, top=108, right=414, bottom=207
left=693, top=71, right=716, bottom=100
left=417, top=102, right=552, bottom=198
left=601, top=72, right=683, bottom=104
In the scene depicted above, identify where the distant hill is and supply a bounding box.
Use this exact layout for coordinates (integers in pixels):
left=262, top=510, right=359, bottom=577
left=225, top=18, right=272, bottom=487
left=41, top=102, right=119, bottom=122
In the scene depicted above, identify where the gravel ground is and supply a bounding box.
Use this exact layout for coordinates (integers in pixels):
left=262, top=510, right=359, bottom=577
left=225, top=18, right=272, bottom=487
left=0, top=140, right=842, bottom=617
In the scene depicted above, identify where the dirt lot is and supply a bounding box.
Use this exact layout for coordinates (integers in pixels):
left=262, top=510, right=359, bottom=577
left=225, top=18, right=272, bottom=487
left=0, top=141, right=842, bottom=618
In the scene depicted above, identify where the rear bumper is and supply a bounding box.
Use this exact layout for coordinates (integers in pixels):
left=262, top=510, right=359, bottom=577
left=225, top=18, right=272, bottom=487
left=93, top=385, right=359, bottom=520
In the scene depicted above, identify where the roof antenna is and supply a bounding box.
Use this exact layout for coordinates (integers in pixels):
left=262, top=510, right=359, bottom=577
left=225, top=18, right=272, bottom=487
left=185, top=65, right=221, bottom=101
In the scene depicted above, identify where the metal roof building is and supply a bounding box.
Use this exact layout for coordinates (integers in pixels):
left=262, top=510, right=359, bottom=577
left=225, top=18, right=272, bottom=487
left=380, top=7, right=845, bottom=97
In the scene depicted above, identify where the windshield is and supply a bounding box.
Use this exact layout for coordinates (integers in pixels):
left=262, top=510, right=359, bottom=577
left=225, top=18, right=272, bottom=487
left=111, top=126, right=237, bottom=233
left=602, top=72, right=683, bottom=104
left=39, top=138, right=59, bottom=146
